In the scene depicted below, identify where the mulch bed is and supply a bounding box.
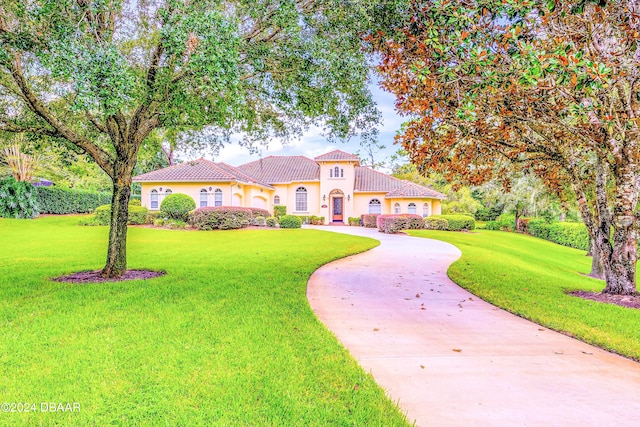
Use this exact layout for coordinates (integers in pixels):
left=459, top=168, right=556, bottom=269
left=53, top=269, right=166, bottom=284
left=569, top=290, right=640, bottom=309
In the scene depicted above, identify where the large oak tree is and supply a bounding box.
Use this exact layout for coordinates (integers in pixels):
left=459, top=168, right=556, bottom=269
left=369, top=0, right=640, bottom=294
left=0, top=0, right=402, bottom=277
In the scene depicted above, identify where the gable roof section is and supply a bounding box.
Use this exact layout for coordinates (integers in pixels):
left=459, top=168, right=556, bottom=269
left=132, top=158, right=273, bottom=188
left=314, top=150, right=360, bottom=163
left=354, top=166, right=445, bottom=199
left=237, top=155, right=320, bottom=183
left=385, top=180, right=446, bottom=199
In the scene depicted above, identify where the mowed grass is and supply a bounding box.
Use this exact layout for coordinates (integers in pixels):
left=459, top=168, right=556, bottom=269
left=407, top=229, right=640, bottom=361
left=0, top=216, right=410, bottom=426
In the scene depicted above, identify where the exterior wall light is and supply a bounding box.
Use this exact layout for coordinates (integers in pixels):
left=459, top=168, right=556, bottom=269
left=322, top=194, right=326, bottom=201
left=347, top=194, right=351, bottom=201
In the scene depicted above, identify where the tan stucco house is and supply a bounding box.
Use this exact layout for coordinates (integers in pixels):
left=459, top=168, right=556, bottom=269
left=133, top=149, right=444, bottom=224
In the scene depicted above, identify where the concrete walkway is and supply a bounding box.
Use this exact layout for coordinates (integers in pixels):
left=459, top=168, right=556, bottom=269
left=306, top=226, right=640, bottom=426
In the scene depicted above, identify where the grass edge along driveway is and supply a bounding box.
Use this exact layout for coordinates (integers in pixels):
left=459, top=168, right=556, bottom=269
left=0, top=216, right=411, bottom=426
left=407, top=229, right=640, bottom=361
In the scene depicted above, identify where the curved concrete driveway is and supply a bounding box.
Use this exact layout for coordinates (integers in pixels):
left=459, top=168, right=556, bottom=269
left=307, top=226, right=640, bottom=426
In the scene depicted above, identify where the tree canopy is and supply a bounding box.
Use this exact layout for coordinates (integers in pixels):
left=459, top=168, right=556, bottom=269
left=369, top=0, right=640, bottom=294
left=0, top=0, right=405, bottom=276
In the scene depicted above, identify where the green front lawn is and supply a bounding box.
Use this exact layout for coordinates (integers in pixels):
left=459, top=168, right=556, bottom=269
left=0, top=216, right=410, bottom=426
left=407, top=229, right=640, bottom=361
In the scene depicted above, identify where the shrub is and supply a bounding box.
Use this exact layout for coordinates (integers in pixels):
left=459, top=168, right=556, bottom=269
left=361, top=214, right=379, bottom=228
left=424, top=217, right=449, bottom=230
left=405, top=215, right=424, bottom=229
left=35, top=186, right=111, bottom=214
left=279, top=214, right=303, bottom=229
left=527, top=218, right=552, bottom=240
left=146, top=210, right=165, bottom=224
left=160, top=193, right=196, bottom=221
left=309, top=215, right=324, bottom=225
left=546, top=222, right=590, bottom=251
left=474, top=204, right=504, bottom=221
left=274, top=205, right=286, bottom=218
left=188, top=206, right=254, bottom=230
left=153, top=218, right=165, bottom=227
left=348, top=217, right=360, bottom=226
left=93, top=204, right=148, bottom=225
left=248, top=207, right=270, bottom=218
left=0, top=178, right=39, bottom=218
left=485, top=214, right=515, bottom=232
left=77, top=216, right=102, bottom=226
left=376, top=214, right=409, bottom=234
left=253, top=216, right=266, bottom=226
left=266, top=216, right=278, bottom=227
left=431, top=214, right=475, bottom=231
left=129, top=198, right=141, bottom=206
left=296, top=215, right=310, bottom=225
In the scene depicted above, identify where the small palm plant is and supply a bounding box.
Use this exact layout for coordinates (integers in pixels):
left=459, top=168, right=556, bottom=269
left=1, top=143, right=41, bottom=182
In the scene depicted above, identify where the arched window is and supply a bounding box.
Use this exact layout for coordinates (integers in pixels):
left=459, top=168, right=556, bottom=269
left=368, top=199, right=381, bottom=214
left=150, top=189, right=159, bottom=209
left=274, top=195, right=280, bottom=205
left=423, top=203, right=430, bottom=218
left=165, top=189, right=172, bottom=195
left=408, top=203, right=417, bottom=214
left=214, top=188, right=223, bottom=206
left=295, top=186, right=308, bottom=212
left=394, top=203, right=401, bottom=214
left=334, top=166, right=340, bottom=178
left=200, top=189, right=208, bottom=207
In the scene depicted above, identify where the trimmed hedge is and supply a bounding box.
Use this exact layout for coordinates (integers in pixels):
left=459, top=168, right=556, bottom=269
left=424, top=217, right=449, bottom=230
left=160, top=193, right=196, bottom=221
left=348, top=217, right=360, bottom=226
left=485, top=214, right=516, bottom=232
left=279, top=215, right=303, bottom=229
left=376, top=214, right=423, bottom=234
left=248, top=207, right=271, bottom=218
left=93, top=204, right=148, bottom=225
left=36, top=186, right=111, bottom=214
left=361, top=214, right=379, bottom=228
left=189, top=207, right=254, bottom=230
left=532, top=220, right=590, bottom=251
left=431, top=214, right=475, bottom=231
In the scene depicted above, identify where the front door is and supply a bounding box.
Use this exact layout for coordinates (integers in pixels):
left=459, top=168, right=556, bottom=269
left=332, top=197, right=343, bottom=222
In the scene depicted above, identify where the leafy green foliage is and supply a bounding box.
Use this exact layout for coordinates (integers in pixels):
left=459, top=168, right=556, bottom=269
left=360, top=214, right=379, bottom=228
left=431, top=215, right=475, bottom=231
left=189, top=207, right=254, bottom=230
left=35, top=186, right=111, bottom=214
left=348, top=217, right=360, bottom=226
left=160, top=193, right=196, bottom=221
left=376, top=214, right=423, bottom=234
left=265, top=216, right=278, bottom=227
left=279, top=215, right=303, bottom=229
left=0, top=177, right=39, bottom=218
left=274, top=205, right=287, bottom=218
left=93, top=204, right=148, bottom=226
left=424, top=217, right=448, bottom=231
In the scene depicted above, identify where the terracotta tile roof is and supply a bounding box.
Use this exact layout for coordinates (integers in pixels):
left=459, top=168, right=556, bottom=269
left=354, top=167, right=444, bottom=199
left=237, top=155, right=320, bottom=183
left=314, top=149, right=360, bottom=162
left=385, top=180, right=446, bottom=199
left=354, top=166, right=404, bottom=192
left=132, top=158, right=273, bottom=188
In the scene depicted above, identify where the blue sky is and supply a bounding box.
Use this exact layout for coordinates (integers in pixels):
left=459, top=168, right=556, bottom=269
left=209, top=77, right=407, bottom=171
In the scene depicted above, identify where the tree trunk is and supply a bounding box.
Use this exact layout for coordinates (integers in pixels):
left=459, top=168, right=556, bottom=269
left=603, top=163, right=638, bottom=295
left=101, top=154, right=138, bottom=278
left=588, top=239, right=606, bottom=280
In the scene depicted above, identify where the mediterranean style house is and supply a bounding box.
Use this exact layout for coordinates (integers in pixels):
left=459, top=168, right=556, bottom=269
left=133, top=149, right=444, bottom=224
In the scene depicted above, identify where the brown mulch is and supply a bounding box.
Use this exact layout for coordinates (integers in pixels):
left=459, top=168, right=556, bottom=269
left=52, top=269, right=166, bottom=284
left=569, top=290, right=640, bottom=309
